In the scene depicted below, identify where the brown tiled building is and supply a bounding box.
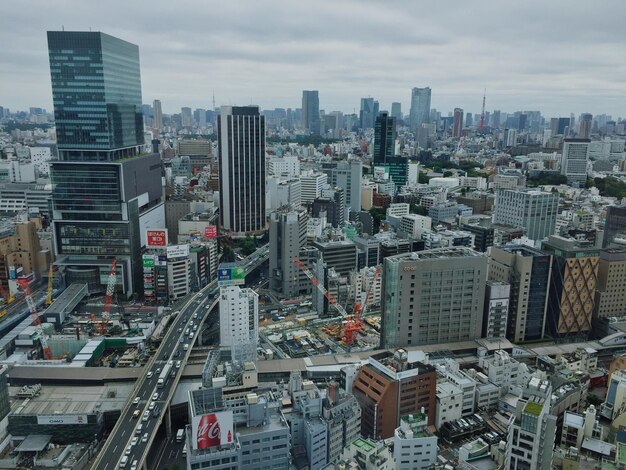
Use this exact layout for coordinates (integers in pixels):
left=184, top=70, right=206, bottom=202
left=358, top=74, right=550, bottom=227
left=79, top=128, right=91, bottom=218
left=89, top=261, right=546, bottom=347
left=352, top=349, right=436, bottom=439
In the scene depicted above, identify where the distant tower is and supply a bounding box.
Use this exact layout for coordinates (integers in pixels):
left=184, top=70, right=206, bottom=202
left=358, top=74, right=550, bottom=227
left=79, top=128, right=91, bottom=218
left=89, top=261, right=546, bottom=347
left=302, top=90, right=321, bottom=135
left=453, top=108, right=464, bottom=137
left=478, top=89, right=486, bottom=131
left=153, top=99, right=163, bottom=130
left=579, top=113, right=593, bottom=139
left=409, top=87, right=431, bottom=130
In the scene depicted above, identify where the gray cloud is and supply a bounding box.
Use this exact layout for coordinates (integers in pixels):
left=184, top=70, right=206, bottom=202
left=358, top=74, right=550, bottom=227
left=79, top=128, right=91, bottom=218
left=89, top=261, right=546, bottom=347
left=1, top=0, right=625, bottom=118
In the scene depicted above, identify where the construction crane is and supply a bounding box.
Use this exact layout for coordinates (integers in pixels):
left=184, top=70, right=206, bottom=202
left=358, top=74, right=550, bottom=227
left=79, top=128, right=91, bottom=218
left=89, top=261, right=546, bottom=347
left=100, top=259, right=118, bottom=335
left=292, top=258, right=348, bottom=317
left=0, top=284, right=13, bottom=305
left=343, top=266, right=381, bottom=345
left=45, top=264, right=55, bottom=306
left=17, top=278, right=52, bottom=360
left=478, top=88, right=486, bottom=131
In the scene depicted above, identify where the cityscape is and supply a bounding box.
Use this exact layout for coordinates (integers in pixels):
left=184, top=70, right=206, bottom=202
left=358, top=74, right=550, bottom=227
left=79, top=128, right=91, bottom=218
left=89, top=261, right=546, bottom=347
left=2, top=3, right=626, bottom=470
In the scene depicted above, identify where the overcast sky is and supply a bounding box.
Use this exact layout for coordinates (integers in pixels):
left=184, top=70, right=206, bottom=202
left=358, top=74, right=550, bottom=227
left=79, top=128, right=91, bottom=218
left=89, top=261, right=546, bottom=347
left=1, top=0, right=625, bottom=118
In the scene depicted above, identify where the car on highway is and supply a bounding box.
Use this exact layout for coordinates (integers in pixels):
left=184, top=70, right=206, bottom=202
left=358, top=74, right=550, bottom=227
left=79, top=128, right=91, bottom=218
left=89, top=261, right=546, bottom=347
left=132, top=410, right=141, bottom=419
left=135, top=424, right=142, bottom=435
left=176, top=360, right=181, bottom=368
left=130, top=460, right=138, bottom=470
left=130, top=437, right=138, bottom=446
left=193, top=325, right=198, bottom=331
left=142, top=411, right=149, bottom=422
left=125, top=445, right=132, bottom=455
left=148, top=402, right=155, bottom=411
left=152, top=406, right=160, bottom=417
left=193, top=313, right=198, bottom=319
left=188, top=332, right=194, bottom=339
left=146, top=371, right=153, bottom=379
left=180, top=337, right=184, bottom=343
left=156, top=368, right=161, bottom=374
left=183, top=343, right=189, bottom=351
left=132, top=396, right=140, bottom=405
left=141, top=433, right=148, bottom=443
left=152, top=392, right=159, bottom=401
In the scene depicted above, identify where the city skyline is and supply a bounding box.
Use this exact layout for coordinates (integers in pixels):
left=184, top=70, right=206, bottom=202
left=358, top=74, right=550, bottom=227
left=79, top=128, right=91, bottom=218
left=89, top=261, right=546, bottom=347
left=1, top=0, right=626, bottom=117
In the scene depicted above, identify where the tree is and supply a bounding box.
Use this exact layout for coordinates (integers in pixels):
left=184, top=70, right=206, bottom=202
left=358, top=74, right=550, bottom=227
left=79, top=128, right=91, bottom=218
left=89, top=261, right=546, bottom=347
left=410, top=204, right=428, bottom=216
left=238, top=236, right=256, bottom=256
left=369, top=207, right=386, bottom=232
left=418, top=172, right=430, bottom=184
left=443, top=170, right=454, bottom=178
left=222, top=246, right=235, bottom=262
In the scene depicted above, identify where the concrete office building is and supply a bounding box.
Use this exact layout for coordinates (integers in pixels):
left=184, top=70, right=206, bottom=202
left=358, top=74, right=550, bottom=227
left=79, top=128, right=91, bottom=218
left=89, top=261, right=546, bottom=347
left=493, top=189, right=559, bottom=240
left=409, top=87, right=431, bottom=130
left=321, top=159, right=362, bottom=213
left=352, top=350, right=436, bottom=439
left=380, top=248, right=487, bottom=348
left=399, top=214, right=432, bottom=238
left=542, top=236, right=599, bottom=338
left=488, top=245, right=552, bottom=342
left=505, top=378, right=557, bottom=470
left=300, top=171, right=328, bottom=204
left=311, top=240, right=358, bottom=277
left=323, top=384, right=361, bottom=464
left=269, top=208, right=309, bottom=297
left=390, top=102, right=402, bottom=120
left=483, top=281, right=510, bottom=339
left=579, top=113, right=592, bottom=139
left=601, top=369, right=626, bottom=420
left=393, top=413, right=438, bottom=470
left=360, top=98, right=378, bottom=130
left=302, top=90, right=321, bottom=135
left=47, top=31, right=163, bottom=296
left=453, top=108, right=464, bottom=137
left=561, top=138, right=590, bottom=185
left=218, top=106, right=266, bottom=236
left=219, top=286, right=259, bottom=349
left=603, top=205, right=626, bottom=248
left=594, top=248, right=626, bottom=319
left=153, top=99, right=162, bottom=130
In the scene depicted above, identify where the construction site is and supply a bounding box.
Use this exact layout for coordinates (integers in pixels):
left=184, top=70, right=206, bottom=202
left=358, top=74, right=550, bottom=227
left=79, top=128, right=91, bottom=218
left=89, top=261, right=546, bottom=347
left=258, top=260, right=383, bottom=359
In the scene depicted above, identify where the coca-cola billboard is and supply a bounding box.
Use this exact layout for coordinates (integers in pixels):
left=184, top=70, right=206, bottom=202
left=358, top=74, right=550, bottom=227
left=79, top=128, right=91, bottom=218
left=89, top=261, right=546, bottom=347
left=191, top=410, right=234, bottom=450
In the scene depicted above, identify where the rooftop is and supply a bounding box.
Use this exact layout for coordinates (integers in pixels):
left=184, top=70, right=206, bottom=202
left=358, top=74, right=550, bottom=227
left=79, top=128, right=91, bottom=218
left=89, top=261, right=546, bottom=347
left=387, top=246, right=483, bottom=262
left=524, top=401, right=543, bottom=417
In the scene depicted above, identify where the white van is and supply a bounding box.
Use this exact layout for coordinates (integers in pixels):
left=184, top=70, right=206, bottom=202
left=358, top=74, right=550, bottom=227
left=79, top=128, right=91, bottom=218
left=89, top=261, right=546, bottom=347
left=119, top=456, right=129, bottom=468
left=135, top=424, right=142, bottom=435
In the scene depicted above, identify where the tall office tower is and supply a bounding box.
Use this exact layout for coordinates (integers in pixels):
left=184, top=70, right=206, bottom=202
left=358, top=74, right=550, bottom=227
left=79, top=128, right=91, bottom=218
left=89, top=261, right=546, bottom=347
left=269, top=208, right=309, bottom=297
left=595, top=248, right=626, bottom=320
left=542, top=235, right=599, bottom=338
left=380, top=248, right=487, bottom=349
left=153, top=99, right=163, bottom=130
left=195, top=108, right=207, bottom=128
left=603, top=205, right=626, bottom=247
left=218, top=106, right=266, bottom=236
left=493, top=189, right=559, bottom=240
left=219, top=285, right=259, bottom=348
left=489, top=245, right=552, bottom=342
left=352, top=350, right=437, bottom=439
left=561, top=138, right=590, bottom=185
left=505, top=377, right=556, bottom=470
left=48, top=31, right=163, bottom=296
left=409, top=87, right=431, bottom=130
left=465, top=112, right=473, bottom=128
left=504, top=128, right=517, bottom=147
left=321, top=159, right=362, bottom=213
left=390, top=102, right=402, bottom=120
left=359, top=97, right=376, bottom=129
left=491, top=110, right=501, bottom=129
left=373, top=111, right=396, bottom=164
left=300, top=171, right=328, bottom=204
left=181, top=107, right=193, bottom=127
left=483, top=281, right=510, bottom=339
left=550, top=117, right=571, bottom=136
left=453, top=108, right=464, bottom=137
left=301, top=90, right=320, bottom=135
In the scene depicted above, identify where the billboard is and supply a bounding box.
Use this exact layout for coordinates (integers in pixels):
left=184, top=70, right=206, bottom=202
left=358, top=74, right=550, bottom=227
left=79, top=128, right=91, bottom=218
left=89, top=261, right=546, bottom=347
left=205, top=225, right=217, bottom=239
left=191, top=410, right=234, bottom=450
left=142, top=255, right=156, bottom=268
left=217, top=263, right=245, bottom=286
left=146, top=229, right=168, bottom=248
left=37, top=414, right=88, bottom=425
left=167, top=244, right=190, bottom=259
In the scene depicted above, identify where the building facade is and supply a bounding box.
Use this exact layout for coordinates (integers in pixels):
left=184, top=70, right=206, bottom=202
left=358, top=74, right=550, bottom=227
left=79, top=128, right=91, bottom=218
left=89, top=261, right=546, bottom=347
left=409, top=87, right=431, bottom=130
left=218, top=106, right=266, bottom=236
left=302, top=90, right=320, bottom=135
left=561, top=138, right=590, bottom=185
left=381, top=248, right=487, bottom=348
left=219, top=286, right=259, bottom=348
left=269, top=209, right=309, bottom=297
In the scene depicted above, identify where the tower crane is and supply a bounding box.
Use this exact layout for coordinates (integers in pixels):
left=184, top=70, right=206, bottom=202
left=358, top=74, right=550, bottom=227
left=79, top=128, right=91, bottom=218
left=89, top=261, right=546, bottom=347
left=292, top=258, right=348, bottom=317
left=17, top=278, right=52, bottom=360
left=100, top=259, right=118, bottom=335
left=343, top=266, right=380, bottom=345
left=45, top=264, right=55, bottom=306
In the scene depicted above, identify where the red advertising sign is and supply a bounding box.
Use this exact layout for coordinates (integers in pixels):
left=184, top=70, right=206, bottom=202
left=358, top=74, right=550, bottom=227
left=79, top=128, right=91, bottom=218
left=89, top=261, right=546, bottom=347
left=191, top=411, right=234, bottom=450
left=205, top=225, right=217, bottom=239
left=146, top=229, right=168, bottom=248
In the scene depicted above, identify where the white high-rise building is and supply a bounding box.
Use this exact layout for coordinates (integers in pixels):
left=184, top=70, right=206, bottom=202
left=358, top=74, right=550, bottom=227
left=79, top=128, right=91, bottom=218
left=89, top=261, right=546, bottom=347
left=219, top=286, right=259, bottom=348
left=561, top=138, right=590, bottom=185
left=218, top=106, right=266, bottom=236
left=493, top=189, right=559, bottom=240
left=29, top=147, right=52, bottom=176
left=268, top=155, right=300, bottom=177
left=300, top=171, right=328, bottom=204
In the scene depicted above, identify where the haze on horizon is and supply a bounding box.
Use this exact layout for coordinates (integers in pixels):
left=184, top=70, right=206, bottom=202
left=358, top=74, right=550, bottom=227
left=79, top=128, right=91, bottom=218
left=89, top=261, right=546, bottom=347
left=1, top=0, right=625, bottom=118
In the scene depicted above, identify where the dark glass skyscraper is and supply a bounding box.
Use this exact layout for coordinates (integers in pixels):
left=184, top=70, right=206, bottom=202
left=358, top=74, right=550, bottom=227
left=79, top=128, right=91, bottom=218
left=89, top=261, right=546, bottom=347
left=218, top=106, right=266, bottom=236
left=47, top=31, right=144, bottom=161
left=48, top=31, right=163, bottom=296
left=604, top=205, right=626, bottom=248
left=373, top=112, right=396, bottom=164
left=301, top=90, right=320, bottom=136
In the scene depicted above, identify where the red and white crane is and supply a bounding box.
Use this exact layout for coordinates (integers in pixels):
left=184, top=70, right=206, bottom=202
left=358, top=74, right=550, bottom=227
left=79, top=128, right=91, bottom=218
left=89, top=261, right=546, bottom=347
left=18, top=278, right=52, bottom=360
left=343, top=266, right=380, bottom=345
left=100, top=259, right=118, bottom=335
left=292, top=258, right=348, bottom=317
